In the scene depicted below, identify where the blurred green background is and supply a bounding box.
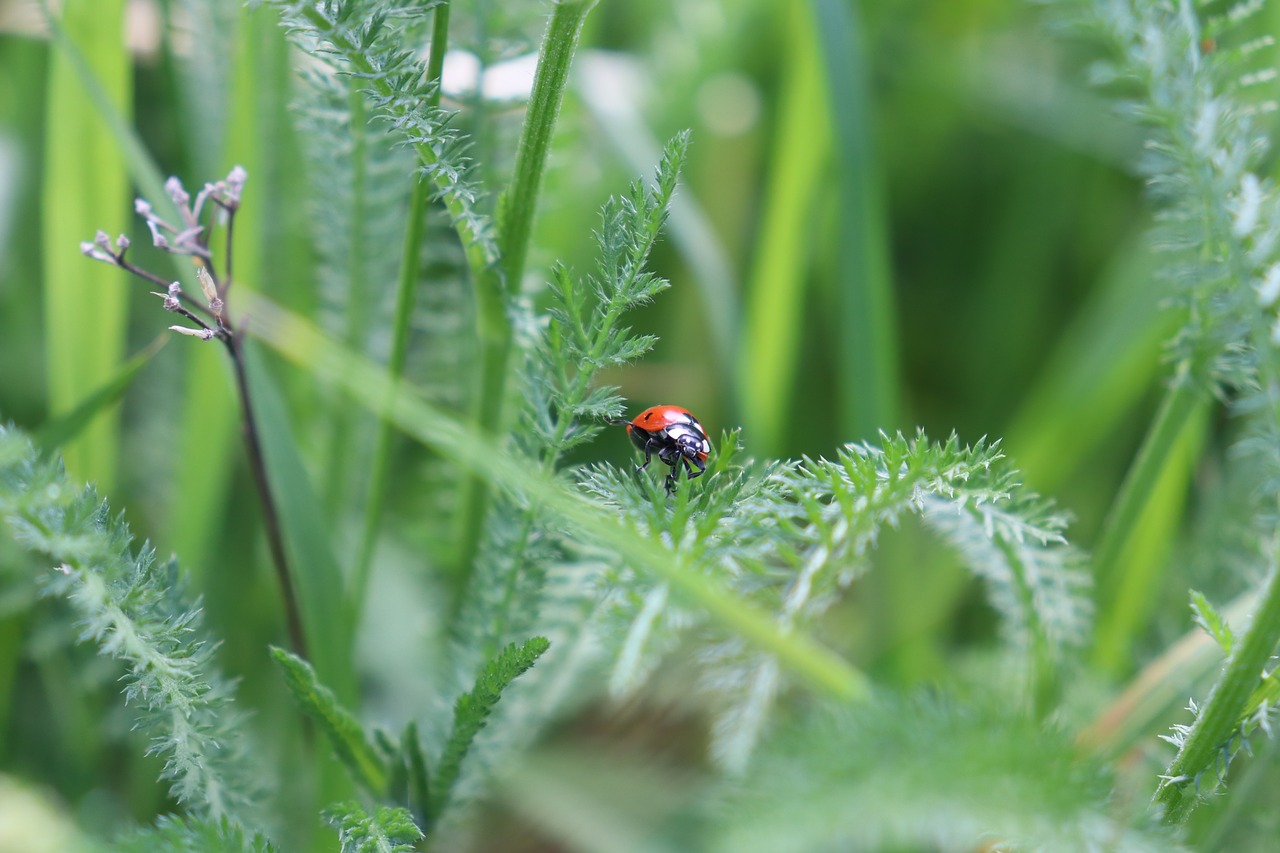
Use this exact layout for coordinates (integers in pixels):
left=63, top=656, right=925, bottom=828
left=0, top=0, right=1235, bottom=841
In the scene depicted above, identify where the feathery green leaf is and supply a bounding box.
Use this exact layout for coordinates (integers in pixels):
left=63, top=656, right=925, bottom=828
left=270, top=646, right=388, bottom=796
left=323, top=802, right=422, bottom=853
left=114, top=816, right=277, bottom=853
left=0, top=426, right=263, bottom=828
left=430, top=636, right=550, bottom=821
left=1190, top=589, right=1235, bottom=655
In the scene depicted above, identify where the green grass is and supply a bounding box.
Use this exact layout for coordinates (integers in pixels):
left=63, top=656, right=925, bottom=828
left=5, top=0, right=1280, bottom=850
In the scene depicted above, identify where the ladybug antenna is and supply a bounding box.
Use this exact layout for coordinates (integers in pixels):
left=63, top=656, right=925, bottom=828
left=607, top=417, right=631, bottom=426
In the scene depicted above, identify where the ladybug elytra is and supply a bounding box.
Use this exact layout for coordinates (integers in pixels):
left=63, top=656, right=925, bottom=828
left=610, top=405, right=711, bottom=495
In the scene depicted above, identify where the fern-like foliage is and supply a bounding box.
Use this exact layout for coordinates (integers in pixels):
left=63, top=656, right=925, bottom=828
left=1061, top=0, right=1274, bottom=371
left=290, top=61, right=412, bottom=352
left=580, top=430, right=1090, bottom=771
left=448, top=132, right=688, bottom=669
left=265, top=0, right=497, bottom=262
left=113, top=816, right=277, bottom=853
left=1157, top=588, right=1280, bottom=785
left=271, top=646, right=388, bottom=796
left=519, top=130, right=689, bottom=465
left=712, top=694, right=1182, bottom=853
left=415, top=141, right=689, bottom=835
left=430, top=636, right=550, bottom=822
left=1058, top=0, right=1280, bottom=817
left=322, top=802, right=422, bottom=853
left=0, top=426, right=264, bottom=829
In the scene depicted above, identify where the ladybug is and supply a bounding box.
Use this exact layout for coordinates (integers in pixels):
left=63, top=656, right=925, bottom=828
left=610, top=405, right=711, bottom=494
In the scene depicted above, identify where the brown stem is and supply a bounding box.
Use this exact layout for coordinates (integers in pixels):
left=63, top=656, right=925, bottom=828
left=116, top=255, right=214, bottom=320
left=224, top=331, right=309, bottom=659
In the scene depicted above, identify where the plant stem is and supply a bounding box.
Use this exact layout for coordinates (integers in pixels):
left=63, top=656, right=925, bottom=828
left=1157, top=552, right=1280, bottom=822
left=1090, top=363, right=1206, bottom=662
left=352, top=1, right=451, bottom=613
left=496, top=0, right=598, bottom=301
left=453, top=0, right=598, bottom=579
left=227, top=332, right=308, bottom=660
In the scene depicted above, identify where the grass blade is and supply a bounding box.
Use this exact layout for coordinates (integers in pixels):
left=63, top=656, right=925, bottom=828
left=813, top=0, right=900, bottom=440
left=35, top=335, right=167, bottom=451
left=738, top=3, right=828, bottom=456
left=41, top=0, right=132, bottom=489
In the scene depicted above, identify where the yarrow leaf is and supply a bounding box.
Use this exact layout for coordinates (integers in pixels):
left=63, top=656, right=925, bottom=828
left=0, top=426, right=263, bottom=829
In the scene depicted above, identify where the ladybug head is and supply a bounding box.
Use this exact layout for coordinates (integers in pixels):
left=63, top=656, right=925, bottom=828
left=676, top=431, right=701, bottom=456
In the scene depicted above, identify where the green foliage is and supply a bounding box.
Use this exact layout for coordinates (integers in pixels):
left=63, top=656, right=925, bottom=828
left=0, top=426, right=262, bottom=829
left=430, top=636, right=550, bottom=822
left=34, top=335, right=167, bottom=452
left=322, top=802, right=422, bottom=853
left=113, top=816, right=277, bottom=853
left=242, top=345, right=356, bottom=701
left=266, top=0, right=495, bottom=263
left=270, top=646, right=387, bottom=796
left=521, top=131, right=688, bottom=464
left=448, top=132, right=689, bottom=701
left=582, top=430, right=1089, bottom=769
left=1190, top=590, right=1235, bottom=654
left=1059, top=0, right=1280, bottom=823
left=18, top=0, right=1280, bottom=848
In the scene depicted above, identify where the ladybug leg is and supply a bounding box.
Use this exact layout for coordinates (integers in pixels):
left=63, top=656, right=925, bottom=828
left=635, top=438, right=656, bottom=474
left=685, top=455, right=707, bottom=481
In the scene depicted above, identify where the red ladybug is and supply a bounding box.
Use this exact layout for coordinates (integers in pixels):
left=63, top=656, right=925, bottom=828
left=610, top=405, right=711, bottom=494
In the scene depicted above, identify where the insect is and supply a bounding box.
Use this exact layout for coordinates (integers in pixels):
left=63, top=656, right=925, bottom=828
left=610, top=405, right=711, bottom=495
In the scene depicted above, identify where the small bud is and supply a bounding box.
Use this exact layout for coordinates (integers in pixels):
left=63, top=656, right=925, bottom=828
left=117, top=234, right=130, bottom=250
left=94, top=230, right=112, bottom=250
left=196, top=266, right=218, bottom=303
left=169, top=325, right=215, bottom=341
left=81, top=242, right=115, bottom=263
left=165, top=176, right=189, bottom=206
left=147, top=220, right=170, bottom=249
left=225, top=165, right=247, bottom=205
left=152, top=281, right=183, bottom=311
left=151, top=291, right=179, bottom=311
left=135, top=198, right=152, bottom=216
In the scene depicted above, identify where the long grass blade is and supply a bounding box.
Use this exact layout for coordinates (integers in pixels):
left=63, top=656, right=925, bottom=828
left=41, top=0, right=132, bottom=489
left=813, top=0, right=900, bottom=440
left=738, top=3, right=828, bottom=456
left=35, top=335, right=167, bottom=451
